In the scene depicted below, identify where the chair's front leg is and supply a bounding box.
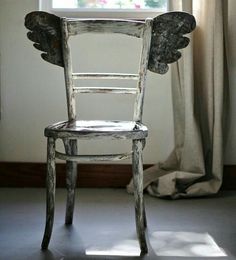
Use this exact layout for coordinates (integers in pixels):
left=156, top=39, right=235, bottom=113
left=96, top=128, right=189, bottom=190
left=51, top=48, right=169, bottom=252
left=141, top=139, right=147, bottom=229
left=143, top=200, right=147, bottom=229
left=63, top=139, right=78, bottom=225
left=41, top=137, right=56, bottom=250
left=132, top=139, right=148, bottom=254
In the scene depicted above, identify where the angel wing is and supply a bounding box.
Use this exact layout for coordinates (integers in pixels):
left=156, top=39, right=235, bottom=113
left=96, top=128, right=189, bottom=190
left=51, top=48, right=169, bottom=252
left=148, top=12, right=196, bottom=74
left=24, top=11, right=195, bottom=72
left=25, top=11, right=63, bottom=67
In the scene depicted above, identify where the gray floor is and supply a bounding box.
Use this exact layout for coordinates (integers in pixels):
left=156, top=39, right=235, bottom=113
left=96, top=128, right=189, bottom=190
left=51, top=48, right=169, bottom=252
left=0, top=188, right=235, bottom=260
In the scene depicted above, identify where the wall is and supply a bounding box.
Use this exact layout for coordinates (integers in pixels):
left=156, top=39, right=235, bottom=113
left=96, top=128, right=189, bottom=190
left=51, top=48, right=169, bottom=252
left=0, top=0, right=174, bottom=164
left=2, top=1, right=235, bottom=165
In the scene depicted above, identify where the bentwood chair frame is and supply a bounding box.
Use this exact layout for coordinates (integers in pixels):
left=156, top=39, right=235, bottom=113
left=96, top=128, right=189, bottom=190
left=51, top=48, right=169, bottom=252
left=25, top=11, right=196, bottom=255
left=48, top=16, right=151, bottom=254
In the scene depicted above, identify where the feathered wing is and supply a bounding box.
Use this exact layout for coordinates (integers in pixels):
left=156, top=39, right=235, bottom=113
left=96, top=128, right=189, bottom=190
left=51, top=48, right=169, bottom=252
left=24, top=11, right=195, bottom=71
left=148, top=12, right=196, bottom=74
left=25, top=11, right=64, bottom=67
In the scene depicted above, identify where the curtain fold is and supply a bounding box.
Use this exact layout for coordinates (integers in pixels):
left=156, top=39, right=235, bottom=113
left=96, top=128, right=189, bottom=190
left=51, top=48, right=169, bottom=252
left=127, top=0, right=229, bottom=198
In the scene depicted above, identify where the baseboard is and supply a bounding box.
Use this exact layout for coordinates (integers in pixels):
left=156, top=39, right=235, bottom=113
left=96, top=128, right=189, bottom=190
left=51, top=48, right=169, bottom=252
left=0, top=162, right=151, bottom=188
left=0, top=162, right=235, bottom=189
left=222, top=165, right=236, bottom=190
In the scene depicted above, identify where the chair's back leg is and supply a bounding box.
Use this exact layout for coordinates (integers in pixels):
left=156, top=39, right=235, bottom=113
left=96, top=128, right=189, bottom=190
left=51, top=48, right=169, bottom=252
left=132, top=139, right=148, bottom=254
left=63, top=139, right=78, bottom=225
left=41, top=137, right=56, bottom=250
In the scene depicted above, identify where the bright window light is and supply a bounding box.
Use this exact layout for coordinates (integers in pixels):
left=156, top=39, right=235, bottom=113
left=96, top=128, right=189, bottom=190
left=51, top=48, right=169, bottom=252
left=39, top=0, right=168, bottom=19
left=52, top=0, right=167, bottom=11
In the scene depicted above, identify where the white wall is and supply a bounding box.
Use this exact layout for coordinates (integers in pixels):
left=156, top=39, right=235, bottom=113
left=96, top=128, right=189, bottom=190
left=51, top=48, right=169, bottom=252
left=0, top=0, right=174, bottom=163
left=2, top=1, right=235, bottom=165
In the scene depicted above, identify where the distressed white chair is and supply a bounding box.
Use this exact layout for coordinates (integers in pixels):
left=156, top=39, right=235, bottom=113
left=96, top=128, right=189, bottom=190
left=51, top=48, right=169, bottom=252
left=25, top=11, right=195, bottom=255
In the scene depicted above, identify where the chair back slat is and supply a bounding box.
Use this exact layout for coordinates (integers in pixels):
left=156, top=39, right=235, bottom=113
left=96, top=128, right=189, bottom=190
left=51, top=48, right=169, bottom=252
left=72, top=73, right=139, bottom=80
left=73, top=87, right=137, bottom=95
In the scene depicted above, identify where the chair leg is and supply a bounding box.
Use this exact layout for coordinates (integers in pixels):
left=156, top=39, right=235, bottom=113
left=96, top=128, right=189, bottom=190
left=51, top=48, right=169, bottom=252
left=132, top=139, right=148, bottom=254
left=143, top=202, right=147, bottom=229
left=41, top=137, right=56, bottom=250
left=141, top=139, right=147, bottom=229
left=63, top=139, right=78, bottom=225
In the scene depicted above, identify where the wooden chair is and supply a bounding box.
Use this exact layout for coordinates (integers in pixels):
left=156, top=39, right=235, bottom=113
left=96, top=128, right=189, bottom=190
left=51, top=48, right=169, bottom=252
left=25, top=11, right=196, bottom=255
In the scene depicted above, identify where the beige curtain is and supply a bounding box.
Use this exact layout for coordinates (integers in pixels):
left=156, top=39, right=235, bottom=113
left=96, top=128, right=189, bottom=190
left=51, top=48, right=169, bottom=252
left=128, top=0, right=229, bottom=198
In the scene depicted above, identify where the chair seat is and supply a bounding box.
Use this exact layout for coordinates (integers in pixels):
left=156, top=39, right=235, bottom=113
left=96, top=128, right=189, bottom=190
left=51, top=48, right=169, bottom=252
left=45, top=120, right=148, bottom=140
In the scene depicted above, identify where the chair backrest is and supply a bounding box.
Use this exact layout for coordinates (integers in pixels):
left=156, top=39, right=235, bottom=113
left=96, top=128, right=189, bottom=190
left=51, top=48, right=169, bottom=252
left=60, top=18, right=153, bottom=122
left=25, top=11, right=196, bottom=124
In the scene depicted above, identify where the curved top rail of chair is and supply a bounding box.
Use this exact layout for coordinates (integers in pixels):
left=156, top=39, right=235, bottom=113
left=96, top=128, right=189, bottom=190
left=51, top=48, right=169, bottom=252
left=65, top=18, right=145, bottom=37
